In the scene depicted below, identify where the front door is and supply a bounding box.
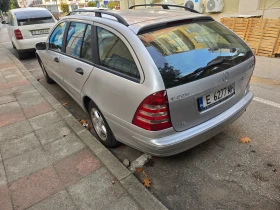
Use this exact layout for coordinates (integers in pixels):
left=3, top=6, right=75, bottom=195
left=59, top=22, right=94, bottom=103
left=43, top=21, right=68, bottom=84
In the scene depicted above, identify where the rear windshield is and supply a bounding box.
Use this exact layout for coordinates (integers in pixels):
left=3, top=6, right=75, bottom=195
left=15, top=10, right=54, bottom=26
left=138, top=20, right=253, bottom=89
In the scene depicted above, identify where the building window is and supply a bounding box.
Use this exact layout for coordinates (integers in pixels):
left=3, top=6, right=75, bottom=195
left=259, top=0, right=280, bottom=9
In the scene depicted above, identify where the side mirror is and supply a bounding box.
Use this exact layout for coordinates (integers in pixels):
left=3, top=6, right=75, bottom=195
left=35, top=42, right=47, bottom=50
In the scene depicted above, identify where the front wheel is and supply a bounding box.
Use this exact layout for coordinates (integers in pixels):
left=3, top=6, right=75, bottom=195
left=38, top=58, right=55, bottom=84
left=17, top=50, right=25, bottom=60
left=88, top=101, right=120, bottom=148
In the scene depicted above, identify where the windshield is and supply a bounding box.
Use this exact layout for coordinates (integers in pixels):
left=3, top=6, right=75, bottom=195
left=15, top=10, right=54, bottom=26
left=138, top=20, right=253, bottom=89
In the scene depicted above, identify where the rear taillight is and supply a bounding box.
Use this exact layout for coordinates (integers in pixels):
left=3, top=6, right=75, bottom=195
left=14, top=29, right=23, bottom=40
left=132, top=90, right=172, bottom=131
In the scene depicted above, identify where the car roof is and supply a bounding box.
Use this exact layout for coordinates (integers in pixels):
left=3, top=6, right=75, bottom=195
left=66, top=9, right=212, bottom=34
left=11, top=7, right=48, bottom=12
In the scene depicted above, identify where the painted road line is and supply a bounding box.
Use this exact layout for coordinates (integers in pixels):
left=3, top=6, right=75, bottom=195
left=253, top=97, right=280, bottom=109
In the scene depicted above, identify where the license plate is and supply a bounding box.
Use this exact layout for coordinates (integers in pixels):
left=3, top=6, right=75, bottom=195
left=198, top=83, right=235, bottom=111
left=31, top=29, right=49, bottom=35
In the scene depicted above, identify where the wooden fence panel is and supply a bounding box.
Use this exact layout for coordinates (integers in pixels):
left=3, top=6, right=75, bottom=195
left=221, top=18, right=280, bottom=57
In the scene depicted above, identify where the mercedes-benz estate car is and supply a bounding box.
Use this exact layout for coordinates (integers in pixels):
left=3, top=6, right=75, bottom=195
left=5, top=7, right=56, bottom=59
left=35, top=6, right=254, bottom=156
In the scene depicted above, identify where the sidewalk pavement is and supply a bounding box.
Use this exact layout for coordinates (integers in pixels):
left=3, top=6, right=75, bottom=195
left=0, top=45, right=167, bottom=210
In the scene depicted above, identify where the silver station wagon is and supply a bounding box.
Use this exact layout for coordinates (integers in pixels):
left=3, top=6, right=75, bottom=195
left=35, top=4, right=254, bottom=156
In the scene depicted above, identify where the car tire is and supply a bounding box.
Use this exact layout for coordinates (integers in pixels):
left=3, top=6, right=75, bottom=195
left=12, top=42, right=16, bottom=49
left=17, top=50, right=25, bottom=60
left=38, top=58, right=55, bottom=84
left=88, top=101, right=120, bottom=148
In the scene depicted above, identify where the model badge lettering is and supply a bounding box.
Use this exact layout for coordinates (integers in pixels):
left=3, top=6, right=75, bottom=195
left=171, top=93, right=190, bottom=101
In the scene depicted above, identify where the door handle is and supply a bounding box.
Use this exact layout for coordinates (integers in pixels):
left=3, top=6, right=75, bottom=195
left=75, top=67, right=84, bottom=75
left=54, top=57, right=59, bottom=63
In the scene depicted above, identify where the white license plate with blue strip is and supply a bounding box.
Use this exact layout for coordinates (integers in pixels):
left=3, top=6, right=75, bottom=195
left=198, top=83, right=235, bottom=111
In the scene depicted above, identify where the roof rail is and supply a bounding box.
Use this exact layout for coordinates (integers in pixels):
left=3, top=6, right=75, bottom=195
left=67, top=9, right=129, bottom=26
left=129, top=4, right=199, bottom=14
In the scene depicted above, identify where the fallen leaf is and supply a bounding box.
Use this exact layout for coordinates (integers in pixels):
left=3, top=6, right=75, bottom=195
left=239, top=137, right=251, bottom=143
left=37, top=78, right=41, bottom=81
left=135, top=167, right=143, bottom=173
left=143, top=177, right=151, bottom=188
left=79, top=119, right=88, bottom=127
left=62, top=103, right=68, bottom=107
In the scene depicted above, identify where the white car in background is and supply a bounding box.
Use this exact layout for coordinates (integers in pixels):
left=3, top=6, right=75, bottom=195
left=5, top=7, right=56, bottom=59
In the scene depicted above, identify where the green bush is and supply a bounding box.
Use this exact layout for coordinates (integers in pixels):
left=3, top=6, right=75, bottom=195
left=107, top=1, right=119, bottom=9
left=87, top=1, right=96, bottom=7
left=60, top=2, right=69, bottom=13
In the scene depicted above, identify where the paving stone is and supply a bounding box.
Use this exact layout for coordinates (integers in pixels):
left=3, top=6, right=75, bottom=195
left=0, top=88, right=12, bottom=97
left=44, top=95, right=60, bottom=106
left=0, top=120, right=33, bottom=142
left=96, top=148, right=131, bottom=181
left=0, top=133, right=40, bottom=160
left=0, top=110, right=26, bottom=127
left=8, top=79, right=29, bottom=88
left=35, top=86, right=51, bottom=97
left=68, top=167, right=125, bottom=210
left=0, top=101, right=21, bottom=115
left=0, top=185, right=13, bottom=210
left=35, top=121, right=71, bottom=145
left=9, top=166, right=63, bottom=210
left=4, top=148, right=50, bottom=182
left=23, top=101, right=53, bottom=118
left=18, top=95, right=45, bottom=108
left=101, top=194, right=141, bottom=210
left=14, top=89, right=40, bottom=101
left=54, top=148, right=101, bottom=186
left=0, top=161, right=7, bottom=185
left=0, top=83, right=9, bottom=90
left=0, top=63, right=16, bottom=70
left=0, top=94, right=16, bottom=105
left=28, top=111, right=61, bottom=130
left=26, top=190, right=76, bottom=210
left=11, top=84, right=35, bottom=93
left=44, top=133, right=85, bottom=163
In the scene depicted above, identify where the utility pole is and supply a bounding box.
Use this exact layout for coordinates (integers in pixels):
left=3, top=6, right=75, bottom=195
left=262, top=0, right=267, bottom=18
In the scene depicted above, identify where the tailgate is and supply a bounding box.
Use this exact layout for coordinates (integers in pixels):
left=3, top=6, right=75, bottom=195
left=19, top=23, right=55, bottom=39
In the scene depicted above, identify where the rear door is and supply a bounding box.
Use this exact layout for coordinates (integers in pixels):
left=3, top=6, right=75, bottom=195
left=14, top=9, right=56, bottom=39
left=138, top=20, right=254, bottom=131
left=59, top=21, right=94, bottom=102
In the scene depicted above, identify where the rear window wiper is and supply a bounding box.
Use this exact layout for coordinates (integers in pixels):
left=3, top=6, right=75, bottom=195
left=193, top=58, right=225, bottom=75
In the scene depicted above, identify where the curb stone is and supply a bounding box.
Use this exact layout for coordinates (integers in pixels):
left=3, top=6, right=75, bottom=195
left=2, top=46, right=168, bottom=210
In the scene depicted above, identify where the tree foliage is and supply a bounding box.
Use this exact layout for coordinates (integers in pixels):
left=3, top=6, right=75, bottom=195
left=87, top=1, right=96, bottom=7
left=0, top=0, right=10, bottom=12
left=60, top=2, right=69, bottom=13
left=10, top=0, right=19, bottom=9
left=107, top=1, right=119, bottom=9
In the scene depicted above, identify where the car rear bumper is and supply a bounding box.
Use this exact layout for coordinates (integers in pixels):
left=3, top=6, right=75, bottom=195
left=115, top=91, right=254, bottom=156
left=14, top=36, right=47, bottom=50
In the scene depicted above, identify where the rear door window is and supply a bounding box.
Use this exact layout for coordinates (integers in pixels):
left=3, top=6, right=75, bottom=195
left=65, top=22, right=87, bottom=58
left=15, top=10, right=54, bottom=26
left=97, top=27, right=140, bottom=80
left=138, top=20, right=253, bottom=89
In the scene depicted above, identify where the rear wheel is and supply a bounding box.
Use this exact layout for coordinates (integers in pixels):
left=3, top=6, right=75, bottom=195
left=88, top=101, right=120, bottom=148
left=12, top=42, right=16, bottom=49
left=38, top=58, right=55, bottom=84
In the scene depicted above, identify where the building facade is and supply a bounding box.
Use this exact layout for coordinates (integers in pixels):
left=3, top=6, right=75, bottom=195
left=120, top=0, right=280, bottom=19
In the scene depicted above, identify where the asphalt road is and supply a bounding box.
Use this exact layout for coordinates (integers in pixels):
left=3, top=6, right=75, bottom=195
left=1, top=25, right=280, bottom=210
